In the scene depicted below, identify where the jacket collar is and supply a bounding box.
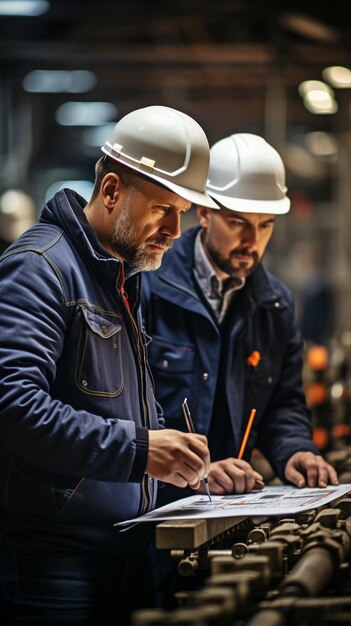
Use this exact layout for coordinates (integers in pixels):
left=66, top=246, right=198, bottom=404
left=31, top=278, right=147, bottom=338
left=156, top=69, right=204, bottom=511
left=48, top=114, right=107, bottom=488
left=41, top=189, right=140, bottom=294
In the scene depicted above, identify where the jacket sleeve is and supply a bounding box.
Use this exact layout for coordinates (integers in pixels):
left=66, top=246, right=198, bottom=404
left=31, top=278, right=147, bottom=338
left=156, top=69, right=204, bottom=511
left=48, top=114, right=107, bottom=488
left=0, top=250, right=148, bottom=483
left=255, top=301, right=320, bottom=481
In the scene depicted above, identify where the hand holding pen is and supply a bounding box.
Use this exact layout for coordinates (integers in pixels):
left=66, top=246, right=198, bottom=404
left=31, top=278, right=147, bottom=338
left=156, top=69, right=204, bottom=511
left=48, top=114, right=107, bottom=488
left=184, top=407, right=263, bottom=495
left=182, top=398, right=212, bottom=502
left=146, top=425, right=210, bottom=490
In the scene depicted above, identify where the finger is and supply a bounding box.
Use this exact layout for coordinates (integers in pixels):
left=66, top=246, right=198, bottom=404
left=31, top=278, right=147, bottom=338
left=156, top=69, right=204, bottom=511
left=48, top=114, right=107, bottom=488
left=253, top=470, right=264, bottom=483
left=314, top=460, right=329, bottom=488
left=224, top=463, right=259, bottom=493
left=208, top=469, right=236, bottom=493
left=244, top=469, right=265, bottom=492
left=182, top=441, right=208, bottom=474
left=207, top=477, right=228, bottom=495
left=173, top=463, right=203, bottom=490
left=183, top=463, right=202, bottom=489
left=315, top=460, right=339, bottom=488
left=304, top=459, right=321, bottom=488
left=187, top=434, right=211, bottom=472
left=232, top=458, right=252, bottom=470
left=170, top=472, right=191, bottom=489
left=254, top=479, right=265, bottom=490
left=232, top=469, right=247, bottom=494
left=327, top=464, right=339, bottom=486
left=215, top=463, right=247, bottom=492
left=189, top=478, right=201, bottom=490
left=285, top=464, right=306, bottom=488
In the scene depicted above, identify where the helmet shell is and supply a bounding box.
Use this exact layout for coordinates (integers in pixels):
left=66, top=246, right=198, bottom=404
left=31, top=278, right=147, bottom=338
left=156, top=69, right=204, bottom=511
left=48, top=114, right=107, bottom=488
left=206, top=133, right=290, bottom=214
left=102, top=105, right=219, bottom=209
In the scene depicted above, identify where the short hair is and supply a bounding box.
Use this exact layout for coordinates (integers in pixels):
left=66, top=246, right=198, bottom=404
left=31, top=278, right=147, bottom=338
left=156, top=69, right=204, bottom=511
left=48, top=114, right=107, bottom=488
left=90, top=155, right=134, bottom=201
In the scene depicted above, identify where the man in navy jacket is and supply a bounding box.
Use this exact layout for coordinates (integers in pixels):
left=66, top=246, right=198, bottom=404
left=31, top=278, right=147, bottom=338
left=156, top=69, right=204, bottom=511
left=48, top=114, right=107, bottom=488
left=0, top=106, right=215, bottom=625
left=142, top=133, right=338, bottom=506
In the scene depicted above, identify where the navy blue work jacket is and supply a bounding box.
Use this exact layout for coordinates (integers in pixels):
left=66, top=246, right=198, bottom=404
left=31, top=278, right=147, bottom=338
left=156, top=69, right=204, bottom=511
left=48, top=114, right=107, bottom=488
left=0, top=190, right=161, bottom=554
left=142, top=226, right=319, bottom=482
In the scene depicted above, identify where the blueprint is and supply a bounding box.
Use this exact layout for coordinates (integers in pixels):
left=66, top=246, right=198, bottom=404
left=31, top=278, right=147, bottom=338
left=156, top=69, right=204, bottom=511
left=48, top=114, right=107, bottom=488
left=116, top=484, right=351, bottom=526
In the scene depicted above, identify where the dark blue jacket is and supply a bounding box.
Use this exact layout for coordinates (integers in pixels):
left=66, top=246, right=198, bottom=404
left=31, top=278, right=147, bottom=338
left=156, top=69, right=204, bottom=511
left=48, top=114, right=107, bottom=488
left=142, top=226, right=319, bottom=482
left=0, top=190, right=161, bottom=554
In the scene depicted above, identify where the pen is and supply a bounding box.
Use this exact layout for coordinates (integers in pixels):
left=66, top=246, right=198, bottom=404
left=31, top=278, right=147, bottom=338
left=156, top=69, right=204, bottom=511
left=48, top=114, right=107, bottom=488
left=238, top=408, right=257, bottom=460
left=182, top=398, right=212, bottom=502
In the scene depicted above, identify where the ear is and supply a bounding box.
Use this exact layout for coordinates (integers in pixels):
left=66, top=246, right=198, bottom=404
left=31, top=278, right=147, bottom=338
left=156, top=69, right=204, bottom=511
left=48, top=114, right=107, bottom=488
left=101, top=173, right=121, bottom=210
left=197, top=205, right=210, bottom=227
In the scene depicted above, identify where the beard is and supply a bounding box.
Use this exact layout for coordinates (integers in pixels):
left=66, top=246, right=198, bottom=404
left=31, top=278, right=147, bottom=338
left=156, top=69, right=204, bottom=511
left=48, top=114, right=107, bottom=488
left=207, top=242, right=260, bottom=278
left=111, top=188, right=172, bottom=271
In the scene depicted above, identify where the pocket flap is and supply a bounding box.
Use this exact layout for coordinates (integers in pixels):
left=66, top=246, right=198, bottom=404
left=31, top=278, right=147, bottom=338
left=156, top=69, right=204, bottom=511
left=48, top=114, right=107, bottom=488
left=81, top=307, right=122, bottom=338
left=148, top=338, right=195, bottom=373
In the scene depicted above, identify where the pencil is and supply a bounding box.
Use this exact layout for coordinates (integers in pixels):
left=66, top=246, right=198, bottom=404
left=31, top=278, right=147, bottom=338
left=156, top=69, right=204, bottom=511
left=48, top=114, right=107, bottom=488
left=182, top=398, right=212, bottom=502
left=238, top=408, right=257, bottom=460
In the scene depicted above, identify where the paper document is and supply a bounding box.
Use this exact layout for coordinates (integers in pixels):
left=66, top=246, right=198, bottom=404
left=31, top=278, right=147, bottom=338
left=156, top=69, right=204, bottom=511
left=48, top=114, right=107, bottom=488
left=116, top=484, right=351, bottom=526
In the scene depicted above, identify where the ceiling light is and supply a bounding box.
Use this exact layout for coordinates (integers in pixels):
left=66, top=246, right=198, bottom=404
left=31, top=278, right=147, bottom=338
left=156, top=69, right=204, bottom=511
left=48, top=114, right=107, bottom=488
left=83, top=124, right=116, bottom=147
left=0, top=1, right=49, bottom=15
left=323, top=66, right=351, bottom=88
left=279, top=12, right=339, bottom=43
left=298, top=80, right=337, bottom=114
left=305, top=132, right=338, bottom=158
left=23, top=70, right=97, bottom=93
left=303, top=93, right=338, bottom=114
left=298, top=80, right=332, bottom=98
left=55, top=102, right=118, bottom=126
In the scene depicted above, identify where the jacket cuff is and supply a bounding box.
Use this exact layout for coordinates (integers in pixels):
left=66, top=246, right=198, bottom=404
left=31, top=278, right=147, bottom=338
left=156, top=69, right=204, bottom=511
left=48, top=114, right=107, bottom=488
left=129, top=427, right=149, bottom=482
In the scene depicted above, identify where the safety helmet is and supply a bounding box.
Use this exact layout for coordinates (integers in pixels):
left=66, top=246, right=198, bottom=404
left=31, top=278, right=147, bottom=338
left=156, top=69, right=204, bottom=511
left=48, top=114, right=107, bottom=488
left=206, top=133, right=290, bottom=214
left=101, top=105, right=219, bottom=209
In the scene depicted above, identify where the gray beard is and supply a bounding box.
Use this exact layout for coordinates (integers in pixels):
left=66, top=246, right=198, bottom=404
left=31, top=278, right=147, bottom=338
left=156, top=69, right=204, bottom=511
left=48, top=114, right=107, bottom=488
left=111, top=188, right=171, bottom=271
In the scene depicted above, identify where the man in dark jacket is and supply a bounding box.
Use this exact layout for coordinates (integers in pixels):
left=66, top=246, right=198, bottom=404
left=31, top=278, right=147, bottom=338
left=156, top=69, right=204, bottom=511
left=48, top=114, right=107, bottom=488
left=0, top=106, right=216, bottom=625
left=142, top=133, right=338, bottom=504
left=142, top=133, right=339, bottom=608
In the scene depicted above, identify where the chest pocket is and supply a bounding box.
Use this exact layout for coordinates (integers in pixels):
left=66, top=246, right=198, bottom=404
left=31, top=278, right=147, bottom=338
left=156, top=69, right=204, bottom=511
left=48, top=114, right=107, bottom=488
left=75, top=306, right=124, bottom=396
left=147, top=338, right=195, bottom=421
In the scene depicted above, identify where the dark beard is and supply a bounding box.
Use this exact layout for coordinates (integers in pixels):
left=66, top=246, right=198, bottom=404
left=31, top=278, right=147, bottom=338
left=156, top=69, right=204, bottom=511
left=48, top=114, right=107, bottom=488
left=208, top=245, right=259, bottom=278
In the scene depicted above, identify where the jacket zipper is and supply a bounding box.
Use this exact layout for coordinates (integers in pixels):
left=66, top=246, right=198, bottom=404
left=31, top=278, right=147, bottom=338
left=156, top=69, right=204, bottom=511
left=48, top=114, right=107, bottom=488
left=118, top=265, right=152, bottom=514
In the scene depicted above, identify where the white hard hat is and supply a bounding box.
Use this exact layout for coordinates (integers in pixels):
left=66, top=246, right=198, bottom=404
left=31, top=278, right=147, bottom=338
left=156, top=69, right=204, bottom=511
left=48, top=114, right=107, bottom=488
left=206, top=133, right=290, bottom=214
left=102, top=105, right=219, bottom=209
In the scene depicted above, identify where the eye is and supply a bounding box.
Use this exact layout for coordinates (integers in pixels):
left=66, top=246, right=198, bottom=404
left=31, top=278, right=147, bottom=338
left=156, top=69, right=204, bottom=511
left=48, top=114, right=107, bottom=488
left=228, top=219, right=245, bottom=228
left=154, top=205, right=170, bottom=214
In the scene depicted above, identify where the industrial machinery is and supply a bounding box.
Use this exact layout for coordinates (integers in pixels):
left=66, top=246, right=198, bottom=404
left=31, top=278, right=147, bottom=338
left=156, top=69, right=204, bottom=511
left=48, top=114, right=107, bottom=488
left=131, top=336, right=351, bottom=625
left=132, top=491, right=351, bottom=625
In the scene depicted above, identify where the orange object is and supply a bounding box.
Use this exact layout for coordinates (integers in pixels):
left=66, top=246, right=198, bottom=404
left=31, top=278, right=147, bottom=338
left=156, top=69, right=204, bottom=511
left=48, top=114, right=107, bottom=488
left=332, top=423, right=351, bottom=438
left=313, top=427, right=329, bottom=450
left=306, top=345, right=329, bottom=371
left=246, top=351, right=261, bottom=367
left=305, top=382, right=328, bottom=406
left=238, top=408, right=257, bottom=459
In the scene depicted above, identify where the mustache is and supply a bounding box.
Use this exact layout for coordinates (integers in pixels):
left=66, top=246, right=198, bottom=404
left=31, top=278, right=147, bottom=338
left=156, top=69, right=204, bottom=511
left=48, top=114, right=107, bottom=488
left=146, top=236, right=173, bottom=250
left=231, top=248, right=258, bottom=261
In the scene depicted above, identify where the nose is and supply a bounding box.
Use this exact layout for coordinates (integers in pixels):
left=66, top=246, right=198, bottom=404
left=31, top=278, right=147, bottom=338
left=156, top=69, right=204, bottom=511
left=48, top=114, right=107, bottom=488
left=161, top=211, right=182, bottom=240
left=242, top=225, right=258, bottom=247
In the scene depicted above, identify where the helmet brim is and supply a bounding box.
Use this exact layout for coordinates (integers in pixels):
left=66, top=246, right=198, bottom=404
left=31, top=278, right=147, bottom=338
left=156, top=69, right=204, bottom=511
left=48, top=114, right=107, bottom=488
left=208, top=191, right=290, bottom=215
left=159, top=177, right=220, bottom=210
left=101, top=146, right=220, bottom=209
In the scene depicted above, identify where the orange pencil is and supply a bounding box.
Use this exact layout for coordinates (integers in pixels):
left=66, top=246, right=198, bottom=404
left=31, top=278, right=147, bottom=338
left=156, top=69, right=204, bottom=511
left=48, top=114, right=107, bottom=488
left=238, top=408, right=257, bottom=460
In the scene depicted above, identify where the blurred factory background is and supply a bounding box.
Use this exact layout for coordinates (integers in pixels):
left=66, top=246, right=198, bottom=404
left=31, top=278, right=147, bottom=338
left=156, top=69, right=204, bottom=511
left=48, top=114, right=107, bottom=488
left=1, top=0, right=351, bottom=344
left=2, top=5, right=351, bottom=621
